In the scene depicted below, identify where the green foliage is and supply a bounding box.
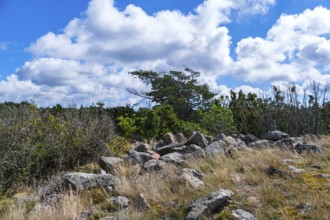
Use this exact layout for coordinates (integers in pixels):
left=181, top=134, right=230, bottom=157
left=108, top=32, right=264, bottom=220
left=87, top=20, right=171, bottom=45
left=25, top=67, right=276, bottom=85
left=129, top=67, right=216, bottom=121
left=0, top=103, right=116, bottom=192
left=199, top=104, right=236, bottom=136
left=117, top=115, right=138, bottom=138
left=107, top=136, right=131, bottom=156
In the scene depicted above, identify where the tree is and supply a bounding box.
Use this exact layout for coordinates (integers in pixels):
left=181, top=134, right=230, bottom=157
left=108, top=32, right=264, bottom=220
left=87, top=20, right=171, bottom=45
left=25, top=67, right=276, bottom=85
left=128, top=67, right=215, bottom=121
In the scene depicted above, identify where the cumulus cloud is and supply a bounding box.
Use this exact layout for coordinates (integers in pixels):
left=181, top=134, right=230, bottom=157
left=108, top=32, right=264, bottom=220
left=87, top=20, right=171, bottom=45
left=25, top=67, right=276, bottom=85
left=0, top=0, right=329, bottom=106
left=233, top=6, right=330, bottom=87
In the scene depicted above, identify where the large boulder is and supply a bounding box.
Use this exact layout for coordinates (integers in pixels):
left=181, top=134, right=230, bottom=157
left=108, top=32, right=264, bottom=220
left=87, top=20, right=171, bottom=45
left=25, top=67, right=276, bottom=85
left=125, top=150, right=153, bottom=164
left=187, top=132, right=209, bottom=148
left=295, top=144, right=323, bottom=154
left=272, top=138, right=297, bottom=151
left=155, top=142, right=181, bottom=156
left=248, top=140, right=272, bottom=149
left=161, top=152, right=184, bottom=165
left=180, top=168, right=204, bottom=188
left=143, top=159, right=167, bottom=171
left=204, top=140, right=228, bottom=155
left=240, top=134, right=259, bottom=144
left=186, top=189, right=234, bottom=220
left=99, top=156, right=124, bottom=174
left=134, top=143, right=152, bottom=153
left=265, top=130, right=290, bottom=141
left=64, top=173, right=120, bottom=191
left=163, top=132, right=188, bottom=145
left=222, top=136, right=247, bottom=149
left=110, top=196, right=130, bottom=209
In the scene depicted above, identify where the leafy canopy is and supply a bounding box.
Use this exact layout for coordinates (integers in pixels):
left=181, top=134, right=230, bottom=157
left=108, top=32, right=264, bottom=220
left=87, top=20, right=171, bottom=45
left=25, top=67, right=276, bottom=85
left=128, top=67, right=215, bottom=120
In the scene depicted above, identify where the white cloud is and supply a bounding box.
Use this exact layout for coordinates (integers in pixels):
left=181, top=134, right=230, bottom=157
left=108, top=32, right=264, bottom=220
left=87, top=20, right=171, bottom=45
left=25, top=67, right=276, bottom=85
left=232, top=6, right=330, bottom=87
left=2, top=0, right=329, bottom=106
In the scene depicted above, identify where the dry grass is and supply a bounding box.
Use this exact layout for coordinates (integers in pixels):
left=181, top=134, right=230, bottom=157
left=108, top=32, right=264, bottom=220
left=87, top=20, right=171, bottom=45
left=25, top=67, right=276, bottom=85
left=1, top=135, right=330, bottom=219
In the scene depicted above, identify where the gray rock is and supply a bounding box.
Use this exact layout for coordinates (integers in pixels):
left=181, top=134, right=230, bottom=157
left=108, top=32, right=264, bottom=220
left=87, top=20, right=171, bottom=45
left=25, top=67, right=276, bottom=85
left=64, top=173, right=120, bottom=191
left=155, top=142, right=181, bottom=156
left=265, top=130, right=290, bottom=141
left=143, top=159, right=167, bottom=171
left=126, top=150, right=153, bottom=164
left=248, top=140, right=272, bottom=149
left=76, top=210, right=92, bottom=220
left=222, top=136, right=247, bottom=149
left=232, top=209, right=256, bottom=220
left=137, top=193, right=151, bottom=210
left=214, top=133, right=227, bottom=142
left=295, top=144, right=323, bottom=154
left=288, top=166, right=305, bottom=174
left=186, top=189, right=234, bottom=220
left=273, top=138, right=297, bottom=151
left=110, top=196, right=130, bottom=209
left=99, top=217, right=117, bottom=220
left=135, top=143, right=152, bottom=152
left=99, top=156, right=124, bottom=174
left=163, top=132, right=187, bottom=145
left=318, top=174, right=330, bottom=178
left=161, top=152, right=184, bottom=164
left=181, top=168, right=204, bottom=188
left=204, top=140, right=228, bottom=155
left=187, top=131, right=209, bottom=148
left=240, top=134, right=259, bottom=144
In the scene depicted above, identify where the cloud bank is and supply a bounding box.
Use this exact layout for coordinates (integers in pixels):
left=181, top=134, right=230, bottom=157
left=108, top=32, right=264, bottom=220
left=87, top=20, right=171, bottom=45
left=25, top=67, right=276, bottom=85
left=0, top=0, right=329, bottom=106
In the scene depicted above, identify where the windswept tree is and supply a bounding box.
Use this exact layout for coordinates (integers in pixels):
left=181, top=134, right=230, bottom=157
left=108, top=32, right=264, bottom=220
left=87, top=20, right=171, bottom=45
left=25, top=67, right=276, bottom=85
left=128, top=67, right=215, bottom=121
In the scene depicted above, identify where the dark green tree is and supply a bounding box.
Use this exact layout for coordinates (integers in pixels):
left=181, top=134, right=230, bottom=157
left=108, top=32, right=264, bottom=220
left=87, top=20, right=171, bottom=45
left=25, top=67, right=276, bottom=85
left=128, top=67, right=215, bottom=121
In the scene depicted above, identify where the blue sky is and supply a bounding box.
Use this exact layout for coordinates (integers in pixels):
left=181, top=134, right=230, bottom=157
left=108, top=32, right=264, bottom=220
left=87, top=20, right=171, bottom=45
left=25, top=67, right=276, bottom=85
left=0, top=0, right=330, bottom=106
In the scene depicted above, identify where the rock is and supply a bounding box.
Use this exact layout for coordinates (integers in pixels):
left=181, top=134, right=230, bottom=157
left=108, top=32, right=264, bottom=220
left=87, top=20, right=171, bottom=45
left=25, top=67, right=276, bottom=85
left=317, top=174, right=330, bottom=178
left=240, top=134, right=259, bottom=144
left=76, top=210, right=92, bottom=220
left=163, top=132, right=188, bottom=145
left=187, top=131, right=209, bottom=148
left=64, top=172, right=120, bottom=191
left=161, top=152, right=184, bottom=165
left=230, top=173, right=244, bottom=184
left=181, top=168, right=204, bottom=188
left=143, top=159, right=167, bottom=171
left=265, top=130, right=290, bottom=141
left=295, top=144, right=323, bottom=154
left=248, top=140, right=272, bottom=149
left=265, top=167, right=290, bottom=178
left=175, top=133, right=188, bottom=145
left=288, top=166, right=305, bottom=174
left=222, top=136, right=247, bottom=149
left=135, top=143, right=152, bottom=152
left=204, top=140, right=228, bottom=155
left=163, top=132, right=177, bottom=144
left=99, top=156, right=124, bottom=174
left=309, top=164, right=322, bottom=170
left=137, top=193, right=151, bottom=210
left=150, top=152, right=161, bottom=160
left=273, top=138, right=296, bottom=151
left=126, top=150, right=153, bottom=164
left=155, top=142, right=181, bottom=156
left=186, top=189, right=234, bottom=220
left=232, top=209, right=256, bottom=220
left=100, top=216, right=117, bottom=220
left=110, top=196, right=130, bottom=209
left=214, top=133, right=227, bottom=142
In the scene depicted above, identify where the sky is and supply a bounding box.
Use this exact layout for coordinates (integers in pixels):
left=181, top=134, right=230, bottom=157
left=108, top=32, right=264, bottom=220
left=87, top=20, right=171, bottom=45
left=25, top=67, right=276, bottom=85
left=0, top=0, right=330, bottom=106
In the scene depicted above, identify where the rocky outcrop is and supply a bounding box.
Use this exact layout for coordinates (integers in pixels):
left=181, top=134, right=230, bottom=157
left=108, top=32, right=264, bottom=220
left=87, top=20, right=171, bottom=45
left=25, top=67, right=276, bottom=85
left=180, top=168, right=204, bottom=188
left=295, top=144, right=323, bottom=154
left=186, top=189, right=234, bottom=220
left=143, top=159, right=167, bottom=171
left=248, top=140, right=273, bottom=149
left=99, top=156, right=124, bottom=174
left=110, top=196, right=130, bottom=209
left=125, top=150, right=153, bottom=164
left=134, top=143, right=152, bottom=153
left=265, top=130, right=290, bottom=141
left=187, top=131, right=209, bottom=148
left=64, top=173, right=120, bottom=191
left=163, top=132, right=188, bottom=145
left=161, top=152, right=184, bottom=165
left=155, top=142, right=181, bottom=156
